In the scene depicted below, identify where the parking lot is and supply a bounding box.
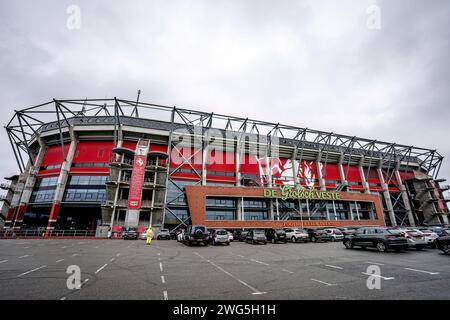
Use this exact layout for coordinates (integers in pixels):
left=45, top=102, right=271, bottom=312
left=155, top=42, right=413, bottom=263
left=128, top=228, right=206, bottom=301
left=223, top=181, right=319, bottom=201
left=0, top=238, right=449, bottom=300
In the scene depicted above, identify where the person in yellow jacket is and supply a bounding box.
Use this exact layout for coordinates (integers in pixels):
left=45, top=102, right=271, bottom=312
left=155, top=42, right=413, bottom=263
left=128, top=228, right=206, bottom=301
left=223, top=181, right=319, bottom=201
left=146, top=227, right=153, bottom=245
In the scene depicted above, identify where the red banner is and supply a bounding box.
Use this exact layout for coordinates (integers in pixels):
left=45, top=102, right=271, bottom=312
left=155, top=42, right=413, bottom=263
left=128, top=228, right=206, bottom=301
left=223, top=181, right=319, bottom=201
left=128, top=147, right=148, bottom=209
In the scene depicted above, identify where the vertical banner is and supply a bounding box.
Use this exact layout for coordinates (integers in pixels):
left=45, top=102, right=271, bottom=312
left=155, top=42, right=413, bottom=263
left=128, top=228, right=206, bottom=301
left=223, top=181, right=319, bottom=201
left=128, top=141, right=149, bottom=209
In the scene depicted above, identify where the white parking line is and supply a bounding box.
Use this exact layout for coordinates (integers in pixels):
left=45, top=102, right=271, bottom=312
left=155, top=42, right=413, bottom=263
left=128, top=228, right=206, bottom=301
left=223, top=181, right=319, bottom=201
left=18, top=255, right=30, bottom=259
left=161, top=276, right=166, bottom=284
left=55, top=259, right=65, bottom=263
left=194, top=252, right=266, bottom=295
left=17, top=265, right=46, bottom=277
left=404, top=268, right=440, bottom=275
left=23, top=246, right=30, bottom=249
left=163, top=290, right=168, bottom=300
left=82, top=278, right=89, bottom=287
left=72, top=253, right=80, bottom=257
left=250, top=259, right=270, bottom=266
left=159, top=262, right=163, bottom=272
left=325, top=264, right=343, bottom=270
left=95, top=246, right=99, bottom=249
left=110, top=258, right=115, bottom=262
left=0, top=260, right=8, bottom=264
left=281, top=268, right=294, bottom=274
left=311, top=278, right=336, bottom=286
left=361, top=272, right=395, bottom=280
left=95, top=264, right=108, bottom=274
left=365, top=261, right=385, bottom=266
left=116, top=253, right=121, bottom=257
left=60, top=297, right=66, bottom=301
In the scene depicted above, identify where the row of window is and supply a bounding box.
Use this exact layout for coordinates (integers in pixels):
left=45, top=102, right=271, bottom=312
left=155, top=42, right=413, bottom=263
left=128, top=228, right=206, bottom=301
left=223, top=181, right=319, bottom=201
left=63, top=188, right=106, bottom=202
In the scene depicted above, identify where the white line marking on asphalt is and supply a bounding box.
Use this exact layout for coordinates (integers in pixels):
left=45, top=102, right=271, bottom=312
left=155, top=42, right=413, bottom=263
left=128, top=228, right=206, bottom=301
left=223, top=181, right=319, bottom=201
left=95, top=246, right=99, bottom=249
left=365, top=261, right=385, bottom=266
left=82, top=279, right=89, bottom=287
left=18, top=255, right=30, bottom=259
left=72, top=253, right=80, bottom=257
left=361, top=272, right=394, bottom=280
left=163, top=290, right=168, bottom=300
left=17, top=265, right=46, bottom=277
left=250, top=259, right=270, bottom=266
left=116, top=253, right=121, bottom=257
left=311, top=278, right=336, bottom=286
left=61, top=246, right=67, bottom=249
left=56, top=259, right=65, bottom=263
left=159, top=262, right=163, bottom=272
left=161, top=276, right=165, bottom=284
left=157, top=253, right=161, bottom=256
left=24, top=246, right=30, bottom=249
left=325, top=264, right=343, bottom=270
left=194, top=252, right=266, bottom=295
left=158, top=257, right=161, bottom=261
left=110, top=258, right=115, bottom=262
left=95, top=264, right=108, bottom=274
left=404, top=268, right=440, bottom=275
left=281, top=268, right=294, bottom=274
left=60, top=297, right=66, bottom=300
left=236, top=254, right=245, bottom=258
left=0, top=260, right=8, bottom=264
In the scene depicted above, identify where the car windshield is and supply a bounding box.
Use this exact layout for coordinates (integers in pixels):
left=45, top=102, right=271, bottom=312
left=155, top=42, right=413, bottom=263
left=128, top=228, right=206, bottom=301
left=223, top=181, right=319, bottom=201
left=333, top=230, right=342, bottom=234
left=296, top=229, right=306, bottom=233
left=387, top=229, right=403, bottom=235
left=254, top=230, right=265, bottom=234
left=216, top=230, right=227, bottom=235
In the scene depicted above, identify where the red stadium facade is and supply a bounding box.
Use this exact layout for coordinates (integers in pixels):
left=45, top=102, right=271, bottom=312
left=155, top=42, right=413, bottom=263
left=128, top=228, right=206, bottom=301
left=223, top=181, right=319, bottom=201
left=0, top=98, right=449, bottom=236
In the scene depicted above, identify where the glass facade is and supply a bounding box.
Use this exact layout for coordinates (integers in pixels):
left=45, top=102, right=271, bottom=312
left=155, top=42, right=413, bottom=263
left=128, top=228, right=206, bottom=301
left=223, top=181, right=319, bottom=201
left=63, top=175, right=108, bottom=203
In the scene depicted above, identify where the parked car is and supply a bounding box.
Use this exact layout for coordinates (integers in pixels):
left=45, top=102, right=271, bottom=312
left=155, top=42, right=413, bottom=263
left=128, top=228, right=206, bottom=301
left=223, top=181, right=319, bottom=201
left=246, top=229, right=267, bottom=245
left=397, top=229, right=427, bottom=250
left=338, top=227, right=358, bottom=236
left=284, top=228, right=309, bottom=243
left=227, top=232, right=234, bottom=242
left=324, top=228, right=344, bottom=242
left=307, top=228, right=332, bottom=242
left=343, top=227, right=408, bottom=252
left=265, top=228, right=287, bottom=243
left=122, top=227, right=138, bottom=240
left=436, top=235, right=450, bottom=254
left=239, top=231, right=249, bottom=242
left=410, top=228, right=439, bottom=248
left=209, top=229, right=230, bottom=246
left=183, top=225, right=209, bottom=246
left=156, top=228, right=171, bottom=240
left=428, top=227, right=450, bottom=238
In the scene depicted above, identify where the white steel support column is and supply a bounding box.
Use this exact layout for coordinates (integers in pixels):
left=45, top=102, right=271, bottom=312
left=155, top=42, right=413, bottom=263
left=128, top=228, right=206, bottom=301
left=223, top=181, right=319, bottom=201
left=338, top=153, right=349, bottom=190
left=358, top=157, right=370, bottom=194
left=377, top=162, right=397, bottom=227
left=316, top=152, right=326, bottom=191
left=110, top=125, right=124, bottom=228
left=394, top=165, right=416, bottom=227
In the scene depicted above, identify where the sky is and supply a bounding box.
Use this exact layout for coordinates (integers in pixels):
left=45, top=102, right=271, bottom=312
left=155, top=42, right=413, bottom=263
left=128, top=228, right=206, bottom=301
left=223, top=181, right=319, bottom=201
left=0, top=0, right=449, bottom=194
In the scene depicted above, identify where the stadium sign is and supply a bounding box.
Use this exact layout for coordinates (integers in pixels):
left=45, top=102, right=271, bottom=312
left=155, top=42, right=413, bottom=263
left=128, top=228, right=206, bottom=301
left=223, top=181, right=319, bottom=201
left=263, top=186, right=341, bottom=201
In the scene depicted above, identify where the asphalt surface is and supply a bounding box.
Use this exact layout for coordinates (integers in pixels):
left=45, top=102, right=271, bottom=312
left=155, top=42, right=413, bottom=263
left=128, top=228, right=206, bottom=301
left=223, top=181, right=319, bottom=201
left=0, top=238, right=449, bottom=300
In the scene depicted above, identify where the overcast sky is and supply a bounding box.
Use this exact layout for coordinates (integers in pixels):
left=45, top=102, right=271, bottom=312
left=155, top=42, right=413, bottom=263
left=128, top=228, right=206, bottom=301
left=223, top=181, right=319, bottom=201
left=0, top=0, right=449, bottom=190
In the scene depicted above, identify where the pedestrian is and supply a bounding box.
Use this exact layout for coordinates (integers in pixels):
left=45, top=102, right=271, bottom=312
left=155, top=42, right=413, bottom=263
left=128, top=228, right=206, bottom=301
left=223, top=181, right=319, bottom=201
left=146, top=227, right=153, bottom=245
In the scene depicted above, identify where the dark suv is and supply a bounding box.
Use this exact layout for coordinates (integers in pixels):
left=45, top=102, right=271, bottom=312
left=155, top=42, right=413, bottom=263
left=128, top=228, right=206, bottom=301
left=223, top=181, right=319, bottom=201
left=122, top=227, right=138, bottom=240
left=343, top=227, right=408, bottom=252
left=307, top=228, right=331, bottom=242
left=265, top=229, right=287, bottom=243
left=183, top=225, right=209, bottom=246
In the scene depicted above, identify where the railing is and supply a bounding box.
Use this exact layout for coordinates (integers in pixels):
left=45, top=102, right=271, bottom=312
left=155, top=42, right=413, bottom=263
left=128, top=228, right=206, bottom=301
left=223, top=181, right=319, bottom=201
left=0, top=229, right=97, bottom=238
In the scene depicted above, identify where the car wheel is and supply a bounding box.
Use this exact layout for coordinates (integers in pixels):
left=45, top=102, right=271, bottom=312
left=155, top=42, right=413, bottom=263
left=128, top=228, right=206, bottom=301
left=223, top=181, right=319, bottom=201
left=415, top=245, right=424, bottom=251
left=344, top=240, right=353, bottom=249
left=271, top=238, right=275, bottom=244
left=441, top=244, right=450, bottom=254
left=263, top=241, right=267, bottom=245
left=252, top=240, right=255, bottom=245
left=291, top=236, right=297, bottom=243
left=311, top=236, right=317, bottom=243
left=331, top=237, right=336, bottom=242
left=226, top=242, right=230, bottom=246
left=376, top=242, right=387, bottom=252
left=188, top=241, right=192, bottom=246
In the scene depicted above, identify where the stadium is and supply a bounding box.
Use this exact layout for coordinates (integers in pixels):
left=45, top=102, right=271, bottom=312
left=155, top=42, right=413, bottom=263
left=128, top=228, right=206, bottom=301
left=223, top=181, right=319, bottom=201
left=1, top=97, right=449, bottom=237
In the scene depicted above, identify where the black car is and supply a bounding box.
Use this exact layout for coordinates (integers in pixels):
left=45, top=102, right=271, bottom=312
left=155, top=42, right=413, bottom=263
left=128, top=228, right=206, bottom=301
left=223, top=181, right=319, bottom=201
left=122, top=227, right=138, bottom=240
left=246, top=229, right=267, bottom=244
left=343, top=227, right=408, bottom=252
left=182, top=225, right=209, bottom=246
left=238, top=231, right=249, bottom=242
left=436, top=234, right=450, bottom=255
left=307, top=228, right=331, bottom=242
left=265, top=229, right=287, bottom=243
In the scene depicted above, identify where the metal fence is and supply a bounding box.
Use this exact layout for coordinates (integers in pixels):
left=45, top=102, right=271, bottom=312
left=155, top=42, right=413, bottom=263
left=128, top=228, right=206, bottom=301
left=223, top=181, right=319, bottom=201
left=0, top=229, right=97, bottom=238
